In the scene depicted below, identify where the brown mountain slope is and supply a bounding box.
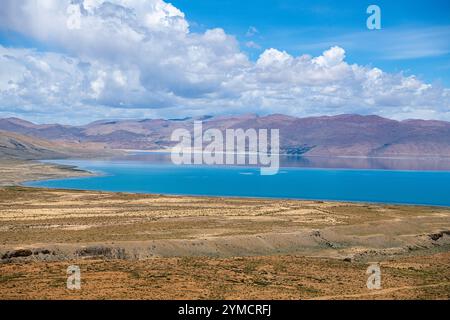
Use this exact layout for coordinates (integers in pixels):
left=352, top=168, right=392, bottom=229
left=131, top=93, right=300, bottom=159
left=1, top=114, right=450, bottom=157
left=0, top=130, right=118, bottom=160
left=0, top=130, right=67, bottom=159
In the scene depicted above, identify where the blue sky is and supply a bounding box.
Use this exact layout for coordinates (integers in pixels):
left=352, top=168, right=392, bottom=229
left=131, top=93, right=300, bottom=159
left=0, top=0, right=449, bottom=123
left=171, top=0, right=450, bottom=85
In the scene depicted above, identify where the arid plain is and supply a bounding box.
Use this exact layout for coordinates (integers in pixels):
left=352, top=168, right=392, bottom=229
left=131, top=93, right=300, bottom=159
left=0, top=160, right=449, bottom=299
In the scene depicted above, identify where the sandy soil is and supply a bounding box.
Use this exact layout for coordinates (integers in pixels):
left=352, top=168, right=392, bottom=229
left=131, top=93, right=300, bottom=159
left=0, top=185, right=449, bottom=299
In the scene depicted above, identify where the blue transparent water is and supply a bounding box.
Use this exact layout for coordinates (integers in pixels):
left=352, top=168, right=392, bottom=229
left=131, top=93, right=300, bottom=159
left=25, top=155, right=450, bottom=206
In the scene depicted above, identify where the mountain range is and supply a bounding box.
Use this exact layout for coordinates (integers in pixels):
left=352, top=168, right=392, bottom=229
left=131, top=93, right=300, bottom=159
left=1, top=114, right=450, bottom=159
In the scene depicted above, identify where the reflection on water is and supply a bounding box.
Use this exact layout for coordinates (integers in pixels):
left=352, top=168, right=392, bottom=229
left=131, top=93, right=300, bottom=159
left=115, top=152, right=450, bottom=171
left=31, top=154, right=450, bottom=206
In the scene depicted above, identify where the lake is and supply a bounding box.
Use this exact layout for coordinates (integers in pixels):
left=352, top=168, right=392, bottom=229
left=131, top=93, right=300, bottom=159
left=25, top=153, right=450, bottom=206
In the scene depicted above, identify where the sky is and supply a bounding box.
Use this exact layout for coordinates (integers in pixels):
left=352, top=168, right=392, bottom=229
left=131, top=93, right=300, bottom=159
left=0, top=0, right=449, bottom=124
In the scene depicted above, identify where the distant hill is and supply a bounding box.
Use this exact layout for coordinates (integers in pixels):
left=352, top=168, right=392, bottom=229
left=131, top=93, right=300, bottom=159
left=0, top=130, right=118, bottom=160
left=0, top=130, right=67, bottom=159
left=1, top=114, right=450, bottom=157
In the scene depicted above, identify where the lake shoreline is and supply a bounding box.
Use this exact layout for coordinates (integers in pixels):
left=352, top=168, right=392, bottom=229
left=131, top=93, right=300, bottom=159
left=3, top=157, right=450, bottom=208
left=22, top=157, right=450, bottom=207
left=0, top=158, right=96, bottom=187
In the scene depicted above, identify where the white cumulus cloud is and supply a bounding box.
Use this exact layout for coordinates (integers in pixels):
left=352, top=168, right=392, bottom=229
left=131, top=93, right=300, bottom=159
left=0, top=0, right=449, bottom=124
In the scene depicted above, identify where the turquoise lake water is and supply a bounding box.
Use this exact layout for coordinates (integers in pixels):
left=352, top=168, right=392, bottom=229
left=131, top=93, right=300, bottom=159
left=25, top=154, right=450, bottom=206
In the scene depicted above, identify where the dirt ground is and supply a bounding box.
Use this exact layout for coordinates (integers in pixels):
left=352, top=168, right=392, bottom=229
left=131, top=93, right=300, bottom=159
left=0, top=186, right=449, bottom=300
left=1, top=253, right=449, bottom=300
left=1, top=186, right=449, bottom=258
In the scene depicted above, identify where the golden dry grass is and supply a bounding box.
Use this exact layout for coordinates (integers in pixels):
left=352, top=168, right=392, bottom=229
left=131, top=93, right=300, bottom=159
left=0, top=183, right=449, bottom=300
